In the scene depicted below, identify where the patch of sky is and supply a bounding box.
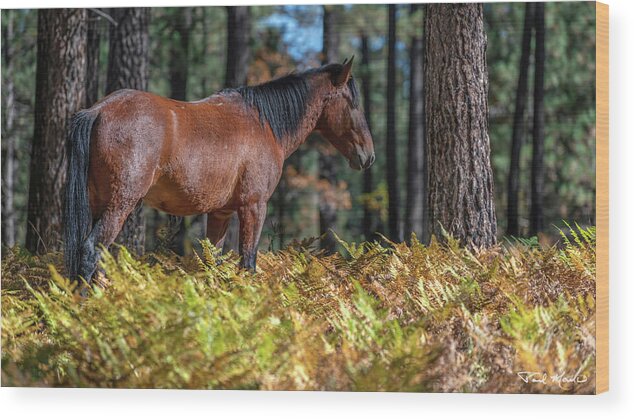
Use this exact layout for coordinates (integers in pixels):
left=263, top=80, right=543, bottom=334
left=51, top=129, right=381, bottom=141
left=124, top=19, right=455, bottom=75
left=259, top=5, right=323, bottom=64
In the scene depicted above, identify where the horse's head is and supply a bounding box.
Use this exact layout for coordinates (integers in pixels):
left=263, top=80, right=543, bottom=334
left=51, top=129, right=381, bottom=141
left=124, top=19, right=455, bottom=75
left=316, top=57, right=375, bottom=171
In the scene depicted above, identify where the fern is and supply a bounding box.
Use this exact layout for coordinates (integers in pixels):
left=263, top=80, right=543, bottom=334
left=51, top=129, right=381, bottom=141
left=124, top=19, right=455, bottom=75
left=1, top=225, right=596, bottom=393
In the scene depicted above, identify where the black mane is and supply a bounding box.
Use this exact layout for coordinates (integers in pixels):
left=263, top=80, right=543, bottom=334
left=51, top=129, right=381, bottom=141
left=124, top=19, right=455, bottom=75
left=224, top=64, right=360, bottom=142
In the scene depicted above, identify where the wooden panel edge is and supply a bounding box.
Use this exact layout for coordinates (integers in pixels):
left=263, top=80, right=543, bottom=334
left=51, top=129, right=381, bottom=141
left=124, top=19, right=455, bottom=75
left=595, top=0, right=609, bottom=395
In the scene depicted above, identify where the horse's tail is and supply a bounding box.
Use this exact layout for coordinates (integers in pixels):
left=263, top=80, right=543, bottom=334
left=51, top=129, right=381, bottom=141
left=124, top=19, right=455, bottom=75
left=64, top=110, right=98, bottom=280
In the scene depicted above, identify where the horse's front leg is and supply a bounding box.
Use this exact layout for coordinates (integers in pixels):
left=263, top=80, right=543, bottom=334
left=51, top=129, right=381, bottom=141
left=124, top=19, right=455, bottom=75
left=237, top=201, right=267, bottom=271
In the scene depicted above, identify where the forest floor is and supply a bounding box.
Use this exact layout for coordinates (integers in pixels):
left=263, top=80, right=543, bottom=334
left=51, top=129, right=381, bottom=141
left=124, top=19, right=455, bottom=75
left=1, top=228, right=596, bottom=393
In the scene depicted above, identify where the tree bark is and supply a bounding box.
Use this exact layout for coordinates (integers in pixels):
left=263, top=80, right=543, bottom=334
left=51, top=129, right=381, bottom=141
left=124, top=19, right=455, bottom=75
left=360, top=33, right=376, bottom=242
left=201, top=8, right=210, bottom=95
left=26, top=9, right=87, bottom=254
left=106, top=7, right=150, bottom=255
left=2, top=10, right=17, bottom=248
left=225, top=6, right=250, bottom=89
left=223, top=6, right=251, bottom=254
left=507, top=3, right=534, bottom=237
left=424, top=4, right=497, bottom=248
left=530, top=3, right=545, bottom=236
left=386, top=4, right=401, bottom=242
left=318, top=5, right=340, bottom=253
left=169, top=7, right=191, bottom=101
left=106, top=8, right=150, bottom=93
left=85, top=9, right=102, bottom=107
left=405, top=4, right=427, bottom=243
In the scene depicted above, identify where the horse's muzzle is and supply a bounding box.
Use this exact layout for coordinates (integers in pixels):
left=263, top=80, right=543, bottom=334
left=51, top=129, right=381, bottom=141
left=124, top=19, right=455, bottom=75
left=355, top=152, right=375, bottom=170
left=351, top=145, right=375, bottom=171
left=364, top=152, right=376, bottom=169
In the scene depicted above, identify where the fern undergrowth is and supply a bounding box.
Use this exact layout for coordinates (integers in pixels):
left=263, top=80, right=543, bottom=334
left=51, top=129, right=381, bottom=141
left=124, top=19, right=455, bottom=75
left=1, top=226, right=596, bottom=393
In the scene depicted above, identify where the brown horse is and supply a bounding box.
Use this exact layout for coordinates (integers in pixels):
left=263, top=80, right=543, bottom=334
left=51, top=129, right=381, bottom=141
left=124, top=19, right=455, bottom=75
left=64, top=58, right=375, bottom=283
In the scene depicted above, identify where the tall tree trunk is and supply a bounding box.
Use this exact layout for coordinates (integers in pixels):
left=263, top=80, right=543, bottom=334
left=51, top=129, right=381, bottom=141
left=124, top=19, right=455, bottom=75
left=530, top=3, right=545, bottom=236
left=106, top=7, right=150, bottom=255
left=318, top=5, right=341, bottom=253
left=223, top=6, right=251, bottom=254
left=167, top=7, right=192, bottom=255
left=85, top=9, right=102, bottom=107
left=201, top=8, right=210, bottom=95
left=225, top=6, right=250, bottom=88
left=2, top=10, right=17, bottom=248
left=322, top=6, right=340, bottom=64
left=360, top=32, right=375, bottom=242
left=405, top=4, right=427, bottom=243
left=507, top=3, right=534, bottom=237
left=386, top=4, right=401, bottom=242
left=169, top=7, right=191, bottom=101
left=26, top=9, right=87, bottom=254
left=424, top=4, right=497, bottom=248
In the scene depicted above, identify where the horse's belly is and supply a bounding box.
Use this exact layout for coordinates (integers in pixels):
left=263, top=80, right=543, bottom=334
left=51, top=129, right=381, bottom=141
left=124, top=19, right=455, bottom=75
left=143, top=177, right=230, bottom=216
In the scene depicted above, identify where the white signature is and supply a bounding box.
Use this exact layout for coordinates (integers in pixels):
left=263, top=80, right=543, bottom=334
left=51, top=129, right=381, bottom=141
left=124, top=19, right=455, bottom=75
left=517, top=371, right=588, bottom=390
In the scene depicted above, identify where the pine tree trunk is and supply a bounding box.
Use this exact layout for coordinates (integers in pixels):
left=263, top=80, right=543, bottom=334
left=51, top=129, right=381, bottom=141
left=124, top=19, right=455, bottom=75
left=201, top=8, right=210, bottom=95
left=225, top=6, right=250, bottom=88
left=507, top=3, right=534, bottom=237
left=1, top=10, right=17, bottom=248
left=106, top=7, right=150, bottom=255
left=360, top=33, right=375, bottom=242
left=167, top=7, right=191, bottom=255
left=223, top=6, right=251, bottom=254
left=424, top=4, right=497, bottom=248
left=85, top=9, right=102, bottom=107
left=169, top=7, right=190, bottom=101
left=318, top=5, right=341, bottom=253
left=530, top=3, right=545, bottom=236
left=26, top=9, right=87, bottom=254
left=386, top=4, right=401, bottom=242
left=405, top=4, right=427, bottom=243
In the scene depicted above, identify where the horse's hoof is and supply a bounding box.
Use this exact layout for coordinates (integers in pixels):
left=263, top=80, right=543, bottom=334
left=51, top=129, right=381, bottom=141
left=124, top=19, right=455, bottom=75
left=78, top=285, right=91, bottom=298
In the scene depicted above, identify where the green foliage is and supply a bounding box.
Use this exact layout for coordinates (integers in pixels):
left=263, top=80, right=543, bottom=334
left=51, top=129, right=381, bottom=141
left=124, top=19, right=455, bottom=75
left=486, top=2, right=596, bottom=236
left=2, top=226, right=596, bottom=393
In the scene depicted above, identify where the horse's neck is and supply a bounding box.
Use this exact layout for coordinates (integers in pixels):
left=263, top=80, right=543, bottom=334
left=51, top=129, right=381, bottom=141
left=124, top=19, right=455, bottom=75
left=281, top=83, right=331, bottom=159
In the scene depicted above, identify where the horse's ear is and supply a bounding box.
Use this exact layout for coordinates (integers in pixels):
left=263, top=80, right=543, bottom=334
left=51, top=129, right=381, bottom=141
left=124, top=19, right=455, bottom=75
left=335, top=56, right=354, bottom=86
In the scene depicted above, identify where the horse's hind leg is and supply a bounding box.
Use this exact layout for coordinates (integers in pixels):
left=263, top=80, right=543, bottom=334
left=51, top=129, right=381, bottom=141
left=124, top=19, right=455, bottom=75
left=77, top=202, right=144, bottom=287
left=77, top=218, right=104, bottom=283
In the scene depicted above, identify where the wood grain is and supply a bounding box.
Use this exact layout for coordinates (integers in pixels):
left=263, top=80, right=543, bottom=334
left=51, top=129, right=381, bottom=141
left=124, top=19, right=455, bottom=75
left=595, top=1, right=609, bottom=395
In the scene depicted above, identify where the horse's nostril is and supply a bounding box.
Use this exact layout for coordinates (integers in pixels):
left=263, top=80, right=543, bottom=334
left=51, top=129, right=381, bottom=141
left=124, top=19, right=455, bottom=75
left=363, top=153, right=375, bottom=169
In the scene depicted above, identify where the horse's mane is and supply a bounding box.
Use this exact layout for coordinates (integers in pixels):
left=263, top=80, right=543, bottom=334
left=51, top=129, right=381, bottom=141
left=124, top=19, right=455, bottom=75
left=224, top=64, right=360, bottom=142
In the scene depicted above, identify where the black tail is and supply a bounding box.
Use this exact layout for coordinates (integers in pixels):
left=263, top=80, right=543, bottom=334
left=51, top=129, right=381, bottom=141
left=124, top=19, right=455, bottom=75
left=64, top=110, right=98, bottom=280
